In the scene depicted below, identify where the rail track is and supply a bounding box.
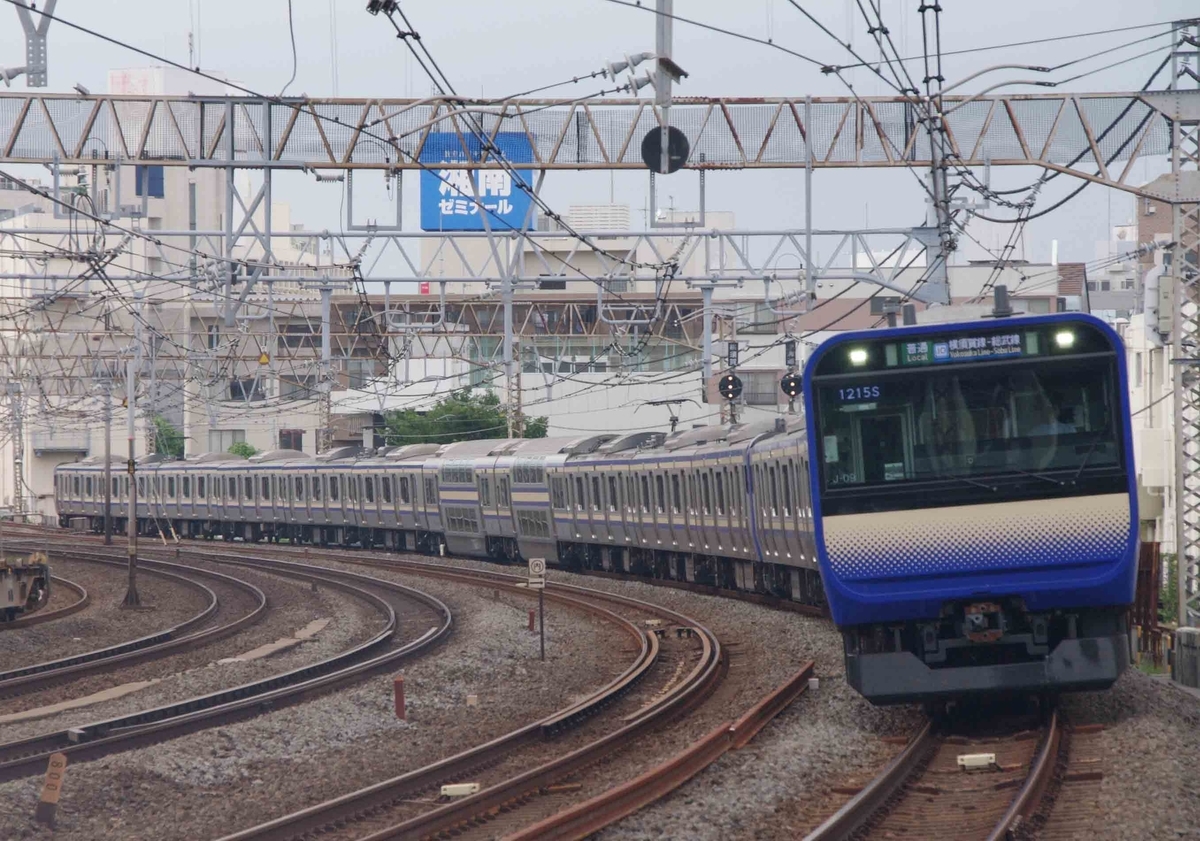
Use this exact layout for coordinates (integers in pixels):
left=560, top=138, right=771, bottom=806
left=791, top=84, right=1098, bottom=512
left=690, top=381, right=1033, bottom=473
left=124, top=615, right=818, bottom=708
left=13, top=525, right=820, bottom=840
left=0, top=548, right=452, bottom=784
left=0, top=552, right=267, bottom=700
left=804, top=709, right=1061, bottom=841
left=1, top=574, right=89, bottom=629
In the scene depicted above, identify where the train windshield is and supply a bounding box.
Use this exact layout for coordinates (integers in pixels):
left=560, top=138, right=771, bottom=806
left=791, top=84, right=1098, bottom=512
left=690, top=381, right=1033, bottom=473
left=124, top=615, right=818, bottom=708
left=812, top=330, right=1127, bottom=514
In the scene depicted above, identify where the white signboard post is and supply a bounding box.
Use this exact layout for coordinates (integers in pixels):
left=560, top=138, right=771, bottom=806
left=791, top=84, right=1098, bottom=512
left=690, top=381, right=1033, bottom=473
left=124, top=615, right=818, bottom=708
left=528, top=558, right=546, bottom=660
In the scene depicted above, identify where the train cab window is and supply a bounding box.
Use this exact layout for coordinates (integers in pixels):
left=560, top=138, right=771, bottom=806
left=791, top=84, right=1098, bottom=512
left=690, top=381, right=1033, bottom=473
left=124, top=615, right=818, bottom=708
left=670, top=474, right=681, bottom=514
left=364, top=477, right=374, bottom=503
left=592, top=476, right=603, bottom=512
left=608, top=476, right=619, bottom=513
left=702, top=473, right=712, bottom=515
left=478, top=477, right=490, bottom=507
left=398, top=476, right=409, bottom=504
left=330, top=476, right=340, bottom=502
left=382, top=476, right=393, bottom=504
left=640, top=476, right=650, bottom=513
left=295, top=476, right=305, bottom=501
left=498, top=477, right=510, bottom=508
left=655, top=475, right=666, bottom=514
left=312, top=476, right=322, bottom=501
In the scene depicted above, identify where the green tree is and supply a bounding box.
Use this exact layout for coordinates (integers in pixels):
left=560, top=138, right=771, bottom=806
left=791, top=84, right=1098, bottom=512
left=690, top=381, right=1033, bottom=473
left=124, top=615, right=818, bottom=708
left=153, top=415, right=185, bottom=458
left=228, top=441, right=259, bottom=458
left=383, top=390, right=548, bottom=445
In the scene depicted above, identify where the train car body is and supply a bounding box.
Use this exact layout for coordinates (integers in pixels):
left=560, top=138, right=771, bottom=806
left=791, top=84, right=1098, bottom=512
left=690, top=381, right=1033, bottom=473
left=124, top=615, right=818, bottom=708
left=53, top=313, right=1137, bottom=705
left=803, top=313, right=1136, bottom=703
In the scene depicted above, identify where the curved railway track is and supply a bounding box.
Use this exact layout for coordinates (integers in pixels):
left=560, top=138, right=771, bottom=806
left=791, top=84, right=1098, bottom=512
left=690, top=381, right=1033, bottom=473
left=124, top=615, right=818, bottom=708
left=13, top=525, right=820, bottom=840
left=0, top=552, right=267, bottom=700
left=0, top=551, right=452, bottom=784
left=803, top=710, right=1061, bottom=841
left=1, top=575, right=89, bottom=629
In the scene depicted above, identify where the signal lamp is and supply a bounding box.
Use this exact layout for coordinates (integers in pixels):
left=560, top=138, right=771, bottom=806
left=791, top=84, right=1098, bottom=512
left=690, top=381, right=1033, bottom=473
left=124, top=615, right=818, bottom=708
left=718, top=373, right=743, bottom=401
left=780, top=373, right=802, bottom=399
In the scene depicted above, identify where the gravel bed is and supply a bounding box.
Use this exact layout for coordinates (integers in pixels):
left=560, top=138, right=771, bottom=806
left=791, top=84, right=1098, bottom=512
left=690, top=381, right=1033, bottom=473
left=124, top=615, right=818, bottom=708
left=0, top=568, right=378, bottom=738
left=0, top=567, right=629, bottom=841
left=2, top=558, right=211, bottom=671
left=1050, top=668, right=1200, bottom=841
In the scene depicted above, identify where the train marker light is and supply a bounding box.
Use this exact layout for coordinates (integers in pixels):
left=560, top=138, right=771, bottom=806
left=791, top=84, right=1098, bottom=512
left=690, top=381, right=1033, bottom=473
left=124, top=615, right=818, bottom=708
left=1054, top=330, right=1076, bottom=348
left=848, top=348, right=869, bottom=365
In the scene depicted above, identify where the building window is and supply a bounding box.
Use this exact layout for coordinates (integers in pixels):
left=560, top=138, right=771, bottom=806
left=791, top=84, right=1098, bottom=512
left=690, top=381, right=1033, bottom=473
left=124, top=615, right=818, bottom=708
left=743, top=371, right=781, bottom=406
left=134, top=165, right=165, bottom=198
left=345, top=359, right=376, bottom=390
left=280, top=375, right=318, bottom=400
left=229, top=378, right=266, bottom=401
left=209, top=429, right=246, bottom=453
left=280, top=429, right=304, bottom=451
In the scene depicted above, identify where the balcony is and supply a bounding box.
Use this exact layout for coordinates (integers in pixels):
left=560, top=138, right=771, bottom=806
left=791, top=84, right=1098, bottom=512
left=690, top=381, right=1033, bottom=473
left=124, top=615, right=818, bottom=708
left=31, top=432, right=90, bottom=456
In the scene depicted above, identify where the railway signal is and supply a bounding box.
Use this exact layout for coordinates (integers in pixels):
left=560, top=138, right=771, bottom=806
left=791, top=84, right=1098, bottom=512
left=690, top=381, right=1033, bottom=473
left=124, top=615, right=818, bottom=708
left=780, top=373, right=802, bottom=399
left=718, top=373, right=742, bottom=401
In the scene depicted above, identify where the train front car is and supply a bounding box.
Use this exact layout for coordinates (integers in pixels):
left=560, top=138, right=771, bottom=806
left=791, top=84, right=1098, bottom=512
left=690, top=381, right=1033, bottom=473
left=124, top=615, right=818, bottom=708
left=803, top=313, right=1137, bottom=705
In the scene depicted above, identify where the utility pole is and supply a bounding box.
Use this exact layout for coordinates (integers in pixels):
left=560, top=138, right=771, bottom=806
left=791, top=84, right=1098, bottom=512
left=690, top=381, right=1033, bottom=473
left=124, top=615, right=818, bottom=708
left=1171, top=18, right=1200, bottom=629
left=319, top=282, right=333, bottom=453
left=103, top=380, right=112, bottom=544
left=7, top=383, right=24, bottom=518
left=918, top=2, right=954, bottom=305
left=122, top=355, right=141, bottom=608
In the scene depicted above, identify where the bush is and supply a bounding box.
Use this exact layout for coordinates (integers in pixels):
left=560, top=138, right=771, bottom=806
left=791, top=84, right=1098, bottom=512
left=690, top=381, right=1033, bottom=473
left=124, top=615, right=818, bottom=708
left=227, top=441, right=259, bottom=458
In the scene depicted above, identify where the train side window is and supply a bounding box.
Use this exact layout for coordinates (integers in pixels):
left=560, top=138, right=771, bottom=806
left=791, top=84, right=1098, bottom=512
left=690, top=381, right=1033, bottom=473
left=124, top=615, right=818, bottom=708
left=575, top=476, right=585, bottom=512
left=113, top=476, right=120, bottom=498
left=166, top=476, right=175, bottom=497
left=640, top=475, right=650, bottom=513
left=398, top=476, right=409, bottom=504
left=295, top=476, right=305, bottom=501
left=260, top=476, right=269, bottom=501
left=655, top=474, right=666, bottom=514
left=382, top=476, right=393, bottom=504
left=702, top=473, right=712, bottom=515
left=715, top=472, right=726, bottom=515
left=364, top=476, right=375, bottom=503
left=312, top=476, right=322, bottom=501
left=196, top=476, right=204, bottom=498
left=769, top=465, right=780, bottom=517
left=670, top=474, right=681, bottom=514
left=138, top=476, right=145, bottom=496
left=479, top=476, right=490, bottom=507
left=348, top=476, right=358, bottom=502
left=181, top=476, right=190, bottom=498
left=781, top=463, right=792, bottom=517
left=498, top=477, right=510, bottom=507
left=330, top=476, right=340, bottom=501
left=86, top=476, right=94, bottom=497
left=608, top=476, right=619, bottom=513
left=424, top=477, right=437, bottom=505
left=73, top=475, right=79, bottom=496
left=592, top=475, right=603, bottom=512
left=551, top=477, right=565, bottom=510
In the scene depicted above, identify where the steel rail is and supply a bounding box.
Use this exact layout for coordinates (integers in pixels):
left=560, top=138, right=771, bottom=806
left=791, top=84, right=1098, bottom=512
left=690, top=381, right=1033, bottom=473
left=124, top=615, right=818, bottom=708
left=0, top=552, right=268, bottom=699
left=2, top=575, right=88, bottom=629
left=0, top=553, right=451, bottom=783
left=210, top=554, right=705, bottom=835
left=985, top=710, right=1062, bottom=841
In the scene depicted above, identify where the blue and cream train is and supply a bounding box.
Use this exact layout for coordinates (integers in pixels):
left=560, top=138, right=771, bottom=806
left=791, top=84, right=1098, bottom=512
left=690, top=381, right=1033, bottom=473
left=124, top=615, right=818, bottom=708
left=55, top=312, right=1138, bottom=705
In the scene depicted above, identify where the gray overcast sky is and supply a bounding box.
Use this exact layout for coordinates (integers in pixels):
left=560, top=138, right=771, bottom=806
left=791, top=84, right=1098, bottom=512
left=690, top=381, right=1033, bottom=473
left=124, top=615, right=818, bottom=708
left=3, top=1, right=1197, bottom=267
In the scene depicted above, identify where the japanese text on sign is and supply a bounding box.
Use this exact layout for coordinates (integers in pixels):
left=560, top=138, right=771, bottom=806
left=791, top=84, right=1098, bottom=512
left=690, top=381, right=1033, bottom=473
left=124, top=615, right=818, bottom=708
left=419, top=133, right=535, bottom=232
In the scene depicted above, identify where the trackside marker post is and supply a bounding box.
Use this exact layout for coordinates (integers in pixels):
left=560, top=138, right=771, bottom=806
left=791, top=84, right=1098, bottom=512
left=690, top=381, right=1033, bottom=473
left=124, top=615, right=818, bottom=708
left=35, top=752, right=67, bottom=825
left=393, top=674, right=405, bottom=720
left=528, top=558, right=546, bottom=661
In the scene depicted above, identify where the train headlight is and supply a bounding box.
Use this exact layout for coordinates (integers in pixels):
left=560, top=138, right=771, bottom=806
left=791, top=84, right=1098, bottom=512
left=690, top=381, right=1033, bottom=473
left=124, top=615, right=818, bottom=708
left=1054, top=330, right=1075, bottom=348
left=848, top=348, right=868, bottom=366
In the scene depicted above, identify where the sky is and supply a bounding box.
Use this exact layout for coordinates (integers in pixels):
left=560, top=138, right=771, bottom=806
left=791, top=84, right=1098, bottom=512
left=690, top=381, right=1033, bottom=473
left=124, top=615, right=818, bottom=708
left=1, top=0, right=1197, bottom=270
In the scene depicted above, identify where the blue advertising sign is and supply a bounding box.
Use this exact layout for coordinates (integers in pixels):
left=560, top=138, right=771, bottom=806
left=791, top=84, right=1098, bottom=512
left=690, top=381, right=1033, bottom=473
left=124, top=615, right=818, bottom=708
left=419, top=132, right=536, bottom=232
